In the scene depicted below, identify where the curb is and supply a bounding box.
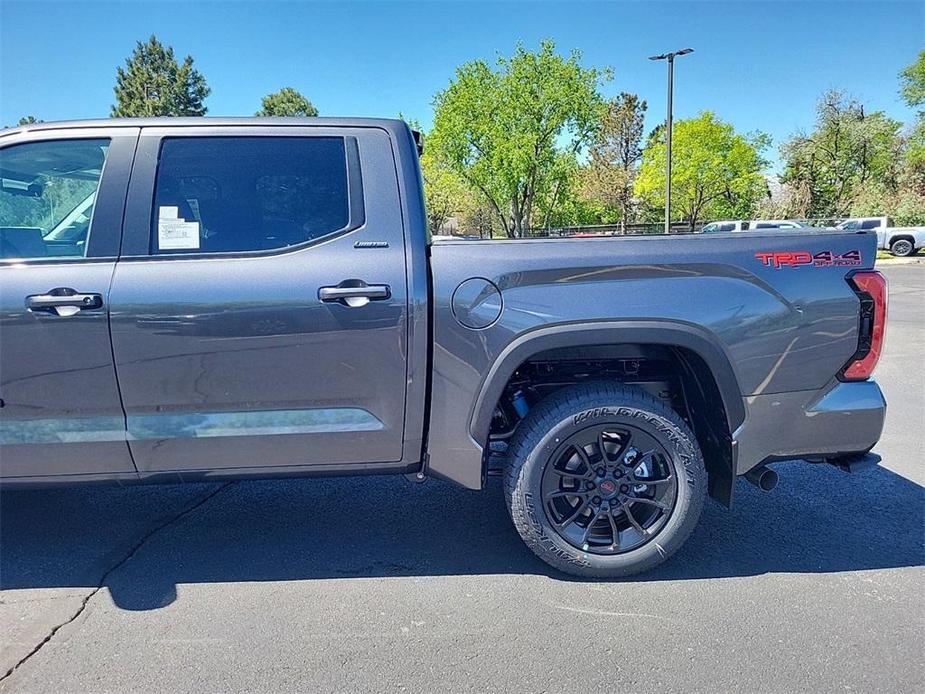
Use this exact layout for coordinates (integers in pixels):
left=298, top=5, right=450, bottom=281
left=875, top=257, right=924, bottom=266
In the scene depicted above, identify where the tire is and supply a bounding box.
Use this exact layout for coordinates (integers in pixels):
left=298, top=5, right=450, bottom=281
left=503, top=382, right=707, bottom=578
left=890, top=238, right=914, bottom=257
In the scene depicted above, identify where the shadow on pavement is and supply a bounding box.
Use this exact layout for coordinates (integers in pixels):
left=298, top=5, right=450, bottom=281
left=1, top=460, right=923, bottom=610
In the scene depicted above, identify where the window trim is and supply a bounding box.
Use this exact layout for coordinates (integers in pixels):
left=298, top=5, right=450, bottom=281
left=0, top=128, right=139, bottom=265
left=121, top=129, right=365, bottom=260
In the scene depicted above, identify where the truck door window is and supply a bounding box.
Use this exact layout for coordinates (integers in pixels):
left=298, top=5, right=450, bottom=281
left=150, top=137, right=351, bottom=254
left=0, top=139, right=110, bottom=259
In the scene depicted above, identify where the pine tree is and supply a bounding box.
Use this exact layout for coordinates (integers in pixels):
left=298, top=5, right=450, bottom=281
left=256, top=87, right=318, bottom=117
left=111, top=36, right=210, bottom=117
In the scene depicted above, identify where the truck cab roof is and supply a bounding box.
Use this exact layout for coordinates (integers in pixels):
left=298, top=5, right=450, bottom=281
left=1, top=117, right=413, bottom=138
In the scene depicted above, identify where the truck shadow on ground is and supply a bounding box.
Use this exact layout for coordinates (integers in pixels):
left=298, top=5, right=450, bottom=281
left=1, top=461, right=922, bottom=611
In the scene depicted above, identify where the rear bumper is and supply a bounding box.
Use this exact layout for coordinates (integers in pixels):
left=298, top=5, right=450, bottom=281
left=733, top=381, right=886, bottom=474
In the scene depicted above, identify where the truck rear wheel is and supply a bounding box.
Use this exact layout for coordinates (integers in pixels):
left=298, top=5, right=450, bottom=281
left=503, top=382, right=706, bottom=578
left=890, top=238, right=914, bottom=257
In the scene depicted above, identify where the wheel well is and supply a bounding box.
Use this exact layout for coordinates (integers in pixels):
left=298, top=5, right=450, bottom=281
left=890, top=235, right=915, bottom=246
left=488, top=344, right=736, bottom=505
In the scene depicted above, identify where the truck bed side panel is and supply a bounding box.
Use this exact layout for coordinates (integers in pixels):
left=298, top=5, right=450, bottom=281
left=427, top=231, right=878, bottom=489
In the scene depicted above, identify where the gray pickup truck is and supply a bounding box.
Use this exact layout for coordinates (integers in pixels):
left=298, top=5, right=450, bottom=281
left=0, top=118, right=887, bottom=577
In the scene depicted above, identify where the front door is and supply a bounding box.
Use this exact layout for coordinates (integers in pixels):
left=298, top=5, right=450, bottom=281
left=110, top=126, right=410, bottom=475
left=0, top=128, right=138, bottom=480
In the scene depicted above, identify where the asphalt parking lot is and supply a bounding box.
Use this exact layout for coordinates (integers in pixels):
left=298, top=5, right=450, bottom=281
left=1, top=263, right=923, bottom=693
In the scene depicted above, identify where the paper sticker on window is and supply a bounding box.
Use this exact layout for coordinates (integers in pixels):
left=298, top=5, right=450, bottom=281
left=158, top=206, right=200, bottom=250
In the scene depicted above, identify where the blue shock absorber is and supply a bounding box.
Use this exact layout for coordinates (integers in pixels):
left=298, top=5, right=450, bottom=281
left=511, top=390, right=530, bottom=418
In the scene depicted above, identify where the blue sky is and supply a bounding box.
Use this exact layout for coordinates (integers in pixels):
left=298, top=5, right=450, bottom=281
left=1, top=0, right=922, bottom=170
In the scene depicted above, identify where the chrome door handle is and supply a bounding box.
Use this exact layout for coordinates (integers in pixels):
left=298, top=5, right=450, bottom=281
left=319, top=281, right=391, bottom=307
left=26, top=288, right=103, bottom=316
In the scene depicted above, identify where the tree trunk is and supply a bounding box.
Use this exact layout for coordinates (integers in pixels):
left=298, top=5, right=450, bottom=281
left=510, top=199, right=524, bottom=238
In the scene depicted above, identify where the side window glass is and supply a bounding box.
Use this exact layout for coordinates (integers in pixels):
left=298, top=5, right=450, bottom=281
left=151, top=137, right=351, bottom=254
left=719, top=223, right=735, bottom=232
left=0, top=139, right=110, bottom=260
left=861, top=219, right=880, bottom=229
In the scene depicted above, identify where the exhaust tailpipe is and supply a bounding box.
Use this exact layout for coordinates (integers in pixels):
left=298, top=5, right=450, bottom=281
left=744, top=465, right=778, bottom=491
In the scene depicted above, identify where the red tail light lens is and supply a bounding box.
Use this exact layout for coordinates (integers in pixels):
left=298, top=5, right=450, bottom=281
left=841, top=271, right=888, bottom=381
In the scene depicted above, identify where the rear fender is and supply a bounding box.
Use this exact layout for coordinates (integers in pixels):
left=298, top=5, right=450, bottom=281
left=469, top=320, right=746, bottom=446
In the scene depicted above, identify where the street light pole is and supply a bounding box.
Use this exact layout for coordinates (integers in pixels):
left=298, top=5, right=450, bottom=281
left=649, top=48, right=693, bottom=234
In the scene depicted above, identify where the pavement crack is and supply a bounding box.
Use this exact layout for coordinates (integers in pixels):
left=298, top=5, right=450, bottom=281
left=0, top=482, right=233, bottom=684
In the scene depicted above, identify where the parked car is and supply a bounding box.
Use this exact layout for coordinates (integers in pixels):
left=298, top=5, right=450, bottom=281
left=700, top=220, right=748, bottom=233
left=750, top=219, right=815, bottom=230
left=701, top=220, right=815, bottom=233
left=836, top=217, right=925, bottom=257
left=431, top=234, right=482, bottom=241
left=0, top=118, right=887, bottom=578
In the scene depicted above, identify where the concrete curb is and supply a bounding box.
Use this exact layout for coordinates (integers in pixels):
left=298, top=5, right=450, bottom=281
left=875, top=257, right=924, bottom=266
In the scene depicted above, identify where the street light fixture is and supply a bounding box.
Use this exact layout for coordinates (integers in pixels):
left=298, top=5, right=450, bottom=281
left=649, top=48, right=694, bottom=233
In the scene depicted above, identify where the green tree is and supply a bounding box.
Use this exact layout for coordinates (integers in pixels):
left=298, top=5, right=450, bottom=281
left=779, top=90, right=902, bottom=217
left=899, top=53, right=925, bottom=198
left=585, top=92, right=647, bottom=231
left=400, top=118, right=473, bottom=235
left=901, top=117, right=925, bottom=197
left=111, top=35, right=210, bottom=117
left=899, top=50, right=925, bottom=108
left=459, top=202, right=499, bottom=238
left=635, top=111, right=769, bottom=230
left=429, top=40, right=608, bottom=237
left=4, top=116, right=42, bottom=129
left=256, top=87, right=318, bottom=117
left=420, top=148, right=471, bottom=234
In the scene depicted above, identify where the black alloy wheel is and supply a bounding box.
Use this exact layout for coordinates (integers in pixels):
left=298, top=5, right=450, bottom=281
left=503, top=382, right=707, bottom=578
left=540, top=424, right=678, bottom=555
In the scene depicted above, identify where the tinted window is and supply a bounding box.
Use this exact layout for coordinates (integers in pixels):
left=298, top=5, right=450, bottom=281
left=719, top=223, right=736, bottom=232
left=861, top=219, right=881, bottom=229
left=151, top=137, right=350, bottom=254
left=755, top=223, right=778, bottom=229
left=0, top=139, right=110, bottom=259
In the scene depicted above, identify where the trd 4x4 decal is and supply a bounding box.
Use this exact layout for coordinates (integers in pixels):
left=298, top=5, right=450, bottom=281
left=755, top=250, right=862, bottom=269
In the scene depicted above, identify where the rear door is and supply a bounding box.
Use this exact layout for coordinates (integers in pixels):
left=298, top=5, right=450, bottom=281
left=0, top=127, right=138, bottom=480
left=110, top=125, right=410, bottom=475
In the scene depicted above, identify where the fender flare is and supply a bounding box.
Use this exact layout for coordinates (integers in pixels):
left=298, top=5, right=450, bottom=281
left=468, top=320, right=746, bottom=446
left=887, top=233, right=916, bottom=247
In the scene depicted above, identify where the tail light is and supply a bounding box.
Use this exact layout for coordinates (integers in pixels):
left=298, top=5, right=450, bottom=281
left=840, top=271, right=888, bottom=381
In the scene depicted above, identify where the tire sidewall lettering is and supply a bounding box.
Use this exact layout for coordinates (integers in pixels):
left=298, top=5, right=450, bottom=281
left=522, top=403, right=698, bottom=567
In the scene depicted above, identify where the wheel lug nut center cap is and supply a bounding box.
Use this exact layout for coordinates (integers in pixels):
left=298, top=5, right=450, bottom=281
left=599, top=480, right=617, bottom=497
